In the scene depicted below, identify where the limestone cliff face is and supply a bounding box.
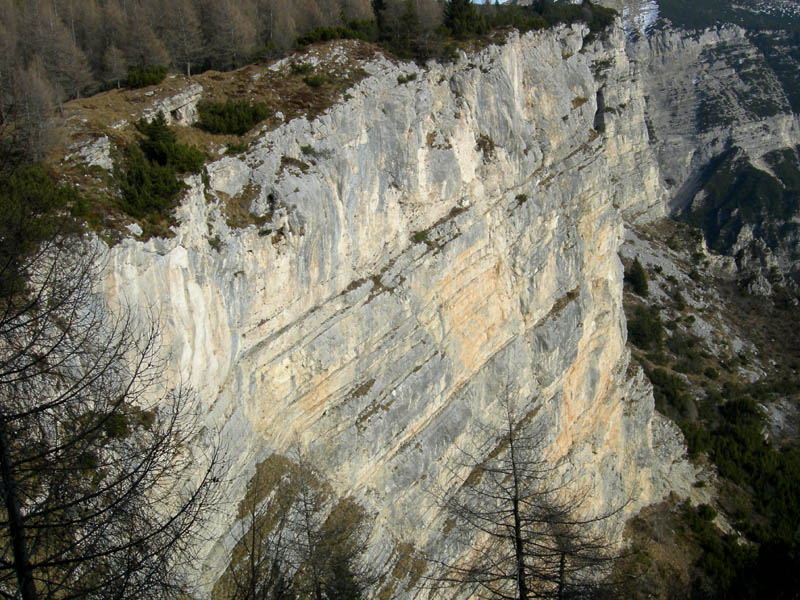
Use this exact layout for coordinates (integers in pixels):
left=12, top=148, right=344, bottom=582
left=99, top=23, right=689, bottom=594
left=626, top=24, right=800, bottom=295
left=628, top=24, right=800, bottom=213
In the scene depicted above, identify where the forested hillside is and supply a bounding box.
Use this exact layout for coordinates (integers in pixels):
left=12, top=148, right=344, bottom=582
left=0, top=0, right=385, bottom=160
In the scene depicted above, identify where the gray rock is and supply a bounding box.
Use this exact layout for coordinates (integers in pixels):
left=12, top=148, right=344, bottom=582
left=65, top=135, right=113, bottom=172
left=143, top=82, right=203, bottom=125
left=97, top=24, right=692, bottom=595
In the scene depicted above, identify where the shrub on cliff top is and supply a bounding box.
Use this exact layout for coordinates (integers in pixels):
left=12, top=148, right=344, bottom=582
left=0, top=163, right=85, bottom=296
left=126, top=65, right=168, bottom=88
left=115, top=112, right=204, bottom=221
left=197, top=99, right=270, bottom=135
left=295, top=21, right=375, bottom=47
left=115, top=145, right=185, bottom=220
left=136, top=112, right=205, bottom=172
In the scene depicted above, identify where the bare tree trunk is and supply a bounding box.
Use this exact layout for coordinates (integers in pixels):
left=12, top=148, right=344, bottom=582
left=430, top=388, right=626, bottom=599
left=0, top=413, right=37, bottom=600
left=509, top=419, right=530, bottom=600
left=298, top=476, right=325, bottom=600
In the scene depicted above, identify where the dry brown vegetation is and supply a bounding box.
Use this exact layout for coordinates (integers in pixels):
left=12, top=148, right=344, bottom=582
left=616, top=497, right=702, bottom=599
left=59, top=39, right=378, bottom=155
left=213, top=452, right=372, bottom=600
left=49, top=38, right=381, bottom=238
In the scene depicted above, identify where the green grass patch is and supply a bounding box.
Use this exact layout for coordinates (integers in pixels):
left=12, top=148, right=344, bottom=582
left=411, top=230, right=429, bottom=245
left=397, top=72, right=417, bottom=85
left=290, top=62, right=314, bottom=75
left=646, top=367, right=693, bottom=420
left=225, top=142, right=249, bottom=155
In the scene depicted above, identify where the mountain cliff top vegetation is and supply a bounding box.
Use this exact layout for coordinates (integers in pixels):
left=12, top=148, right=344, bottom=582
left=0, top=0, right=616, bottom=241
left=0, top=0, right=615, bottom=168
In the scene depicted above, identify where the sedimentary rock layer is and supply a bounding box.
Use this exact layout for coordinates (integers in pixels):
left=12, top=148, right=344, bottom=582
left=98, top=23, right=690, bottom=594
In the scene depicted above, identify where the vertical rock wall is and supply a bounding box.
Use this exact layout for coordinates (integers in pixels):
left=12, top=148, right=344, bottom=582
left=100, top=23, right=690, bottom=594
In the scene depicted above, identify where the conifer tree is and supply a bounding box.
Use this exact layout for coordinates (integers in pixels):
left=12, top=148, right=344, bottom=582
left=371, top=0, right=388, bottom=40
left=430, top=389, right=625, bottom=600
left=443, top=0, right=482, bottom=38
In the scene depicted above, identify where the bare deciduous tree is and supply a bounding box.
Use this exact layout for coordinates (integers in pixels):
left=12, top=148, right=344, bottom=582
left=221, top=456, right=295, bottom=600
left=197, top=0, right=259, bottom=71
left=0, top=184, right=222, bottom=599
left=159, top=0, right=204, bottom=77
left=0, top=0, right=419, bottom=110
left=340, top=0, right=372, bottom=21
left=430, top=389, right=626, bottom=600
left=102, top=45, right=128, bottom=89
left=122, top=3, right=170, bottom=70
left=2, top=65, right=58, bottom=164
left=214, top=450, right=371, bottom=600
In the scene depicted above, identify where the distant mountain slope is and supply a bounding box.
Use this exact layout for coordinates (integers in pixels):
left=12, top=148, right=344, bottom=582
left=622, top=0, right=800, bottom=293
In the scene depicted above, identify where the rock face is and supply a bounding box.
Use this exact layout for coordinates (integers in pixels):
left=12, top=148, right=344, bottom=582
left=99, top=24, right=691, bottom=595
left=628, top=25, right=799, bottom=212
left=628, top=24, right=800, bottom=292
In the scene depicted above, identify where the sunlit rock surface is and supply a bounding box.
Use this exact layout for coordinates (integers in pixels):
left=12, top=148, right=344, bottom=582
left=98, top=24, right=693, bottom=595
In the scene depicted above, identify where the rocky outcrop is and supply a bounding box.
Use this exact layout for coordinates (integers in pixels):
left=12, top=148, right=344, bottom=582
left=626, top=23, right=800, bottom=293
left=95, top=23, right=691, bottom=595
left=143, top=82, right=204, bottom=126
left=628, top=24, right=799, bottom=211
left=65, top=135, right=113, bottom=171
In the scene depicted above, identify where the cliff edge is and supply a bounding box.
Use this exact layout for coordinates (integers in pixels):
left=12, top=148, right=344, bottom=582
left=71, top=23, right=695, bottom=594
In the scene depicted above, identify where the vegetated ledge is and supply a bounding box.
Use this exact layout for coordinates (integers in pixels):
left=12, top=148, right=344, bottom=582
left=53, top=4, right=619, bottom=244
left=54, top=2, right=615, bottom=243
left=61, top=39, right=380, bottom=156
left=53, top=39, right=382, bottom=240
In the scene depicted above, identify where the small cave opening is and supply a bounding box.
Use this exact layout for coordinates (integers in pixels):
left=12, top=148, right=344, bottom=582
left=593, top=90, right=606, bottom=134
